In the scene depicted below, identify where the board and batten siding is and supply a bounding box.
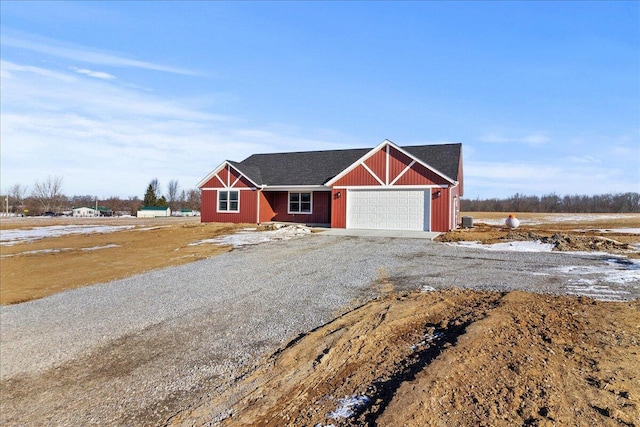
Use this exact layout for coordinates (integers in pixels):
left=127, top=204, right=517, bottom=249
left=332, top=146, right=449, bottom=188
left=200, top=165, right=254, bottom=189
left=200, top=189, right=257, bottom=223
left=331, top=189, right=347, bottom=228
left=259, top=191, right=331, bottom=224
left=430, top=187, right=451, bottom=232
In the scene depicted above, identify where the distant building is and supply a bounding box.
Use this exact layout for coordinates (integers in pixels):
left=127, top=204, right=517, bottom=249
left=137, top=206, right=171, bottom=218
left=174, top=209, right=200, bottom=217
left=72, top=206, right=113, bottom=217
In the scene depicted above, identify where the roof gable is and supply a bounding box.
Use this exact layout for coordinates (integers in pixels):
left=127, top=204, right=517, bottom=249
left=198, top=140, right=461, bottom=188
left=326, top=140, right=460, bottom=186
left=197, top=161, right=260, bottom=189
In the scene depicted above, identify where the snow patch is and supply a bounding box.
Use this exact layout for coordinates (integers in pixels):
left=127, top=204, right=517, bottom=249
left=1, top=248, right=69, bottom=258
left=2, top=244, right=120, bottom=257
left=550, top=257, right=640, bottom=301
left=450, top=240, right=555, bottom=252
left=552, top=259, right=640, bottom=285
left=421, top=285, right=437, bottom=292
left=327, top=395, right=370, bottom=420
left=474, top=214, right=637, bottom=226
left=412, top=331, right=445, bottom=350
left=190, top=225, right=311, bottom=248
left=565, top=284, right=631, bottom=302
left=0, top=225, right=134, bottom=246
left=81, top=244, right=120, bottom=251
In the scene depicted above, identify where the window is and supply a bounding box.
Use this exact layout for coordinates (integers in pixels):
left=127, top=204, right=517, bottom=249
left=289, top=192, right=312, bottom=213
left=218, top=190, right=239, bottom=212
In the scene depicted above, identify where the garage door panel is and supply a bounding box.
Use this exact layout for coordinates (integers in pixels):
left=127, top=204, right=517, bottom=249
left=347, top=189, right=430, bottom=231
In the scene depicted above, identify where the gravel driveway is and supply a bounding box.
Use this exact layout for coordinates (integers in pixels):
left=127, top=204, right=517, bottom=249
left=1, top=233, right=638, bottom=425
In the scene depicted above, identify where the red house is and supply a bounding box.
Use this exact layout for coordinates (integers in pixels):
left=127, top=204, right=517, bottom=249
left=197, top=140, right=463, bottom=232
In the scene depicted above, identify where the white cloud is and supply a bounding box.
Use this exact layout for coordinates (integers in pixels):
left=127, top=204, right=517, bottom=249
left=567, top=155, right=599, bottom=164
left=464, top=159, right=634, bottom=198
left=2, top=31, right=199, bottom=76
left=1, top=60, right=75, bottom=82
left=0, top=59, right=349, bottom=198
left=71, top=67, right=116, bottom=80
left=480, top=132, right=550, bottom=145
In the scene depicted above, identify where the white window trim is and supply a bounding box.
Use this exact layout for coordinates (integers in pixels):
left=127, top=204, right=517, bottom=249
left=217, top=190, right=240, bottom=213
left=287, top=191, right=313, bottom=214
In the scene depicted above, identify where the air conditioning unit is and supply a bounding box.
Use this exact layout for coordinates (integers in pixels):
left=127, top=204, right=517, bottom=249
left=461, top=216, right=473, bottom=228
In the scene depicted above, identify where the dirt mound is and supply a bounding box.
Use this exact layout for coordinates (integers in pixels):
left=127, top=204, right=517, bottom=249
left=503, top=231, right=634, bottom=253
left=436, top=222, right=638, bottom=256
left=168, top=289, right=639, bottom=426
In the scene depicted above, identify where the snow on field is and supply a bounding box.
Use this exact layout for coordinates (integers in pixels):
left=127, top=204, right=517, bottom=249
left=450, top=240, right=639, bottom=301
left=190, top=225, right=311, bottom=248
left=577, top=228, right=640, bottom=234
left=450, top=240, right=555, bottom=252
left=553, top=259, right=640, bottom=285
left=81, top=244, right=120, bottom=251
left=0, top=225, right=135, bottom=246
left=474, top=213, right=638, bottom=227
left=564, top=285, right=631, bottom=302
left=551, top=258, right=640, bottom=301
left=1, top=244, right=121, bottom=258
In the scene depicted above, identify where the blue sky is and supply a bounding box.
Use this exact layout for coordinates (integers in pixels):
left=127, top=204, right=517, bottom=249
left=1, top=1, right=638, bottom=200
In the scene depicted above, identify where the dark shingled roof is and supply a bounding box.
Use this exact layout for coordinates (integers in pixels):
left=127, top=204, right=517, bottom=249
left=231, top=143, right=461, bottom=186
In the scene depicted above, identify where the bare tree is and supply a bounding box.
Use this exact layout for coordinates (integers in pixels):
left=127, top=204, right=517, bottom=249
left=461, top=192, right=639, bottom=213
left=8, top=184, right=28, bottom=213
left=127, top=196, right=142, bottom=216
left=70, top=195, right=95, bottom=208
left=31, top=176, right=64, bottom=213
left=150, top=178, right=160, bottom=199
left=167, top=180, right=180, bottom=206
left=186, top=188, right=201, bottom=211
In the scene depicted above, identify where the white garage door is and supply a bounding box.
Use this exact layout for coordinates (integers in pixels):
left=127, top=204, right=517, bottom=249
left=347, top=190, right=430, bottom=231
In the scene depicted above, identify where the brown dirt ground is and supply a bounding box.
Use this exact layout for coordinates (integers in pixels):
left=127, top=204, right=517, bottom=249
left=165, top=213, right=639, bottom=427
left=436, top=212, right=640, bottom=258
left=0, top=217, right=250, bottom=305
left=2, top=213, right=639, bottom=426
left=168, top=289, right=640, bottom=427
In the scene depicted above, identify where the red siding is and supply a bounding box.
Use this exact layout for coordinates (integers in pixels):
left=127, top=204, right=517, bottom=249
left=395, top=162, right=450, bottom=186
left=331, top=189, right=347, bottom=228
left=259, top=191, right=275, bottom=223
left=227, top=168, right=253, bottom=188
left=201, top=174, right=224, bottom=188
left=388, top=146, right=413, bottom=183
left=202, top=165, right=254, bottom=189
left=200, top=189, right=257, bottom=223
left=333, top=147, right=452, bottom=188
left=259, top=191, right=331, bottom=224
left=363, top=149, right=386, bottom=182
left=430, top=187, right=451, bottom=232
left=216, top=167, right=229, bottom=187
left=333, top=164, right=382, bottom=187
